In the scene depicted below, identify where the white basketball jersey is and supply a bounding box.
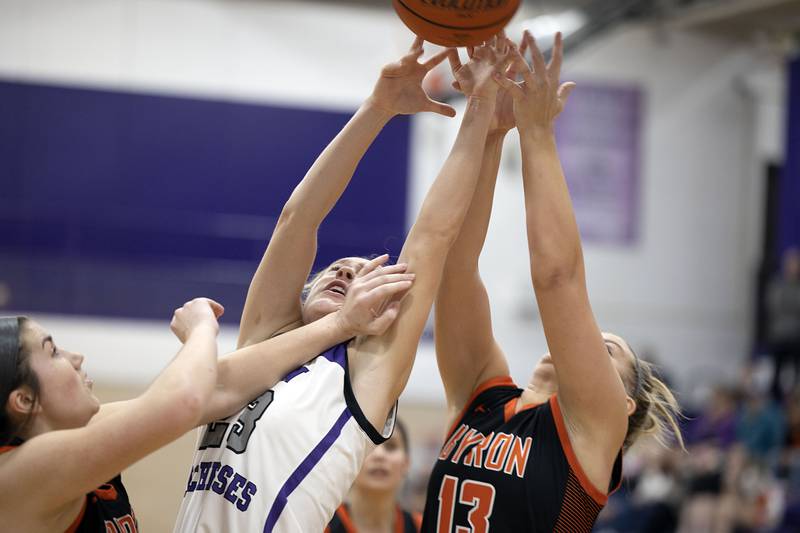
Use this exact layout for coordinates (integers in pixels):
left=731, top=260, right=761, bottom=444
left=173, top=342, right=396, bottom=533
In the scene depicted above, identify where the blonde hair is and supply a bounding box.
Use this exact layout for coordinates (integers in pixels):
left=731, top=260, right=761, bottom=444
left=622, top=351, right=685, bottom=451
left=302, top=265, right=330, bottom=301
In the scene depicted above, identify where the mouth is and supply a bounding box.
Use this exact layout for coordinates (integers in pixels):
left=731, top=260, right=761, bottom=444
left=323, top=279, right=348, bottom=297
left=82, top=373, right=94, bottom=390
left=366, top=467, right=390, bottom=478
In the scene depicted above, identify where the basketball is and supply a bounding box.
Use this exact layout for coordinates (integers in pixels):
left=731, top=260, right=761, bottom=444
left=392, top=0, right=521, bottom=47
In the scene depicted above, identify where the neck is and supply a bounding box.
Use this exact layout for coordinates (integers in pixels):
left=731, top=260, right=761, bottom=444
left=526, top=375, right=558, bottom=401
left=348, top=487, right=397, bottom=532
left=15, top=416, right=48, bottom=442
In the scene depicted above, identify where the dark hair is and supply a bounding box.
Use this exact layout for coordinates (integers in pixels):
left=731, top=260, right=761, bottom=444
left=0, top=317, right=39, bottom=445
left=393, top=418, right=410, bottom=456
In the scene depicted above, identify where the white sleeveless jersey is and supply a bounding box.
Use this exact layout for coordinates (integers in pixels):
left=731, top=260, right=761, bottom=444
left=173, top=342, right=396, bottom=533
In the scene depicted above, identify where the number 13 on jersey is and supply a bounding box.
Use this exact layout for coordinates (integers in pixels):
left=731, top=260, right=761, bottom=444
left=437, top=475, right=496, bottom=532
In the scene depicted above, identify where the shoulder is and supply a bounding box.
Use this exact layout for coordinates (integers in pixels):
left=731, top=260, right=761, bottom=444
left=550, top=395, right=623, bottom=506
left=0, top=446, right=87, bottom=532
left=444, top=376, right=522, bottom=438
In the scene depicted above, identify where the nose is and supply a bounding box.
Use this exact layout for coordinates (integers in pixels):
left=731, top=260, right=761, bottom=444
left=336, top=266, right=355, bottom=281
left=69, top=351, right=85, bottom=369
left=371, top=443, right=389, bottom=458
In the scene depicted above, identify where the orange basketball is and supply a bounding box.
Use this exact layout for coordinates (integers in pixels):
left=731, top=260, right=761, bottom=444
left=392, top=0, right=521, bottom=47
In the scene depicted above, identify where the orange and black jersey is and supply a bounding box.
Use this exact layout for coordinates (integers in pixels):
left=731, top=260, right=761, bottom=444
left=420, top=377, right=622, bottom=533
left=70, top=474, right=138, bottom=533
left=0, top=443, right=138, bottom=533
left=326, top=503, right=422, bottom=533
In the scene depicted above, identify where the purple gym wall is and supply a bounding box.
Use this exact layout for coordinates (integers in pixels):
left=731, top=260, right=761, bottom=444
left=555, top=83, right=642, bottom=245
left=0, top=80, right=410, bottom=322
left=780, top=55, right=800, bottom=256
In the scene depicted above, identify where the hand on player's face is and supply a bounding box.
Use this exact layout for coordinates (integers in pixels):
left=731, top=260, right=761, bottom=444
left=335, top=254, right=414, bottom=338
left=369, top=37, right=456, bottom=118
left=492, top=31, right=576, bottom=132
left=447, top=35, right=515, bottom=101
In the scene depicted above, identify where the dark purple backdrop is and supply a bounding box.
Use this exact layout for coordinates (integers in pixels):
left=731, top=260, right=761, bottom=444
left=0, top=80, right=411, bottom=323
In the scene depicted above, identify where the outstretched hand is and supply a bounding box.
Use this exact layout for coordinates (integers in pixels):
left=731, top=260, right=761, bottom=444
left=335, top=254, right=415, bottom=337
left=451, top=32, right=522, bottom=134
left=493, top=31, right=575, bottom=132
left=369, top=37, right=456, bottom=118
left=447, top=35, right=516, bottom=102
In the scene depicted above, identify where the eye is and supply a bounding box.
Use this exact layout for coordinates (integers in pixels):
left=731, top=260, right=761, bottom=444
left=330, top=265, right=340, bottom=272
left=606, top=345, right=613, bottom=356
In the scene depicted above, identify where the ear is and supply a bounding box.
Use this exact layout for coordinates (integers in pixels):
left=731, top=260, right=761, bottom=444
left=7, top=387, right=39, bottom=418
left=625, top=396, right=637, bottom=417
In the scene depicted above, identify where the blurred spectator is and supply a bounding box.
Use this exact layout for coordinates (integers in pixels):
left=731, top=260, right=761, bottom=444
left=775, top=387, right=800, bottom=532
left=768, top=248, right=800, bottom=401
left=326, top=420, right=421, bottom=533
left=677, top=386, right=742, bottom=533
left=735, top=388, right=786, bottom=461
left=596, top=440, right=682, bottom=533
left=685, top=386, right=738, bottom=450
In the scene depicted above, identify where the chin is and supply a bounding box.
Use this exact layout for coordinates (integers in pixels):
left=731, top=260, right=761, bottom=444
left=356, top=479, right=396, bottom=493
left=531, top=363, right=557, bottom=387
left=302, top=299, right=340, bottom=324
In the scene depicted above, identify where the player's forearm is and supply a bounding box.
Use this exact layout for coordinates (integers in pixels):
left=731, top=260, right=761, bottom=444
left=404, top=97, right=495, bottom=253
left=144, top=326, right=219, bottom=427
left=281, top=101, right=394, bottom=227
left=442, top=131, right=505, bottom=274
left=519, top=128, right=583, bottom=287
left=203, top=312, right=352, bottom=422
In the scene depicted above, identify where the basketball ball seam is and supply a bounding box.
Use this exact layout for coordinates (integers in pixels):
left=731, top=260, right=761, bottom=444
left=395, top=0, right=517, bottom=32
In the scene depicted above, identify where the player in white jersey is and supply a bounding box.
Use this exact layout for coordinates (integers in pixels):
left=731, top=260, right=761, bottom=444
left=174, top=36, right=516, bottom=532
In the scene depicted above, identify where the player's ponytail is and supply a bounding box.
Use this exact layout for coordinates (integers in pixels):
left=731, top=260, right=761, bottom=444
left=0, top=317, right=39, bottom=446
left=623, top=352, right=684, bottom=451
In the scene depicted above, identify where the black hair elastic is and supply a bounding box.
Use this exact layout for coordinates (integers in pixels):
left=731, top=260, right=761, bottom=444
left=0, top=317, right=22, bottom=402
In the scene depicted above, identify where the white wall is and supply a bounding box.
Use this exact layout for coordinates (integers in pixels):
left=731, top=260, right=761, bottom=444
left=0, top=0, right=787, bottom=406
left=407, top=25, right=786, bottom=405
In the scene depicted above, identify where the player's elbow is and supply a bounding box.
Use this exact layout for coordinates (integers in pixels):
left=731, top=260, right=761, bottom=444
left=160, top=379, right=209, bottom=430
left=407, top=221, right=460, bottom=256
left=530, top=254, right=581, bottom=290
left=279, top=194, right=321, bottom=229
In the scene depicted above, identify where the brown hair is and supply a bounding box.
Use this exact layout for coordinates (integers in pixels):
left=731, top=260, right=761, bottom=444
left=392, top=418, right=410, bottom=456
left=0, top=317, right=40, bottom=445
left=621, top=348, right=684, bottom=451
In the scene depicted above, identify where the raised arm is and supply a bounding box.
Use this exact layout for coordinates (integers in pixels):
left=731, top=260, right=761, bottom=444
left=238, top=39, right=454, bottom=348
left=434, top=36, right=531, bottom=415
left=0, top=299, right=222, bottom=515
left=499, top=33, right=628, bottom=447
left=203, top=255, right=413, bottom=423
left=350, top=40, right=515, bottom=429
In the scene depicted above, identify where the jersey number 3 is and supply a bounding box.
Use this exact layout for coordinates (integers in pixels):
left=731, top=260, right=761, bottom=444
left=437, top=475, right=496, bottom=533
left=198, top=390, right=273, bottom=454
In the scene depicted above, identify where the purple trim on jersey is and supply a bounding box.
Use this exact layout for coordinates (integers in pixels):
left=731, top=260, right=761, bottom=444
left=262, top=407, right=352, bottom=533
left=320, top=342, right=347, bottom=369
left=282, top=342, right=347, bottom=382
left=282, top=365, right=309, bottom=383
